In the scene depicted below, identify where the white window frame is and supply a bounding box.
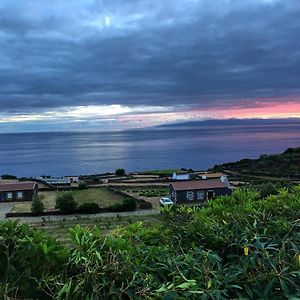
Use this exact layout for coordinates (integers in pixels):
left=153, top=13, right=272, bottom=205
left=197, top=191, right=205, bottom=200
left=186, top=191, right=194, bottom=201
left=17, top=191, right=23, bottom=199
left=6, top=192, right=13, bottom=200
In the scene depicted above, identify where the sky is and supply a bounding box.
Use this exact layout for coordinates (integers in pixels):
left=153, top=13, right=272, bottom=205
left=0, top=0, right=300, bottom=132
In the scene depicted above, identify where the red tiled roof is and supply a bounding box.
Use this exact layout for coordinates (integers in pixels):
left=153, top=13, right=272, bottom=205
left=171, top=179, right=226, bottom=191
left=0, top=182, right=37, bottom=192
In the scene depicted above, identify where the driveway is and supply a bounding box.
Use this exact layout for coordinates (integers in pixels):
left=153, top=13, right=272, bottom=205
left=0, top=203, right=14, bottom=220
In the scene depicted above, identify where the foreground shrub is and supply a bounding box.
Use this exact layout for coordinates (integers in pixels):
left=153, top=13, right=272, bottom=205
left=77, top=202, right=99, bottom=214
left=55, top=192, right=77, bottom=214
left=0, top=186, right=299, bottom=299
left=109, top=198, right=137, bottom=212
left=0, top=221, right=67, bottom=299
left=31, top=195, right=45, bottom=215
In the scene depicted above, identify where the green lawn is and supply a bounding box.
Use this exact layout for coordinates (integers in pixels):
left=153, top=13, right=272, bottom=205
left=11, top=187, right=126, bottom=213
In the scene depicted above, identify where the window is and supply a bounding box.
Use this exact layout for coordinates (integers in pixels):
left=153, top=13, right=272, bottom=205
left=17, top=191, right=23, bottom=199
left=6, top=192, right=13, bottom=200
left=186, top=191, right=194, bottom=201
left=172, top=191, right=176, bottom=200
left=197, top=191, right=205, bottom=200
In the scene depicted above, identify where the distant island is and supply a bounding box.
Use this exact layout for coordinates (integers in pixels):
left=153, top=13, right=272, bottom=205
left=155, top=117, right=300, bottom=129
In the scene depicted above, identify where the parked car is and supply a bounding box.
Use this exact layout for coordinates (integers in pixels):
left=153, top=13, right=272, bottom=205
left=159, top=197, right=174, bottom=207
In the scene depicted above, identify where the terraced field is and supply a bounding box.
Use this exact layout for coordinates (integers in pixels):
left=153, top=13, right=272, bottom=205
left=31, top=213, right=162, bottom=245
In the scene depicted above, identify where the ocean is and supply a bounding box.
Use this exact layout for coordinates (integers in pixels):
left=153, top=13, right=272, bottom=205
left=0, top=122, right=299, bottom=177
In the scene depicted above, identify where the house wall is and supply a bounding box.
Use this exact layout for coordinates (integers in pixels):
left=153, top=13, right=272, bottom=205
left=0, top=187, right=38, bottom=202
left=169, top=185, right=231, bottom=203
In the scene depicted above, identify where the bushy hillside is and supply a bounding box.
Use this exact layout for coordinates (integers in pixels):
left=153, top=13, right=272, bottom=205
left=212, top=147, right=300, bottom=178
left=0, top=186, right=299, bottom=299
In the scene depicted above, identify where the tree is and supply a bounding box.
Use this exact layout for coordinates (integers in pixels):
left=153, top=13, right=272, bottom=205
left=122, top=198, right=137, bottom=211
left=55, top=192, right=78, bottom=214
left=78, top=181, right=88, bottom=190
left=115, top=168, right=125, bottom=176
left=31, top=195, right=45, bottom=215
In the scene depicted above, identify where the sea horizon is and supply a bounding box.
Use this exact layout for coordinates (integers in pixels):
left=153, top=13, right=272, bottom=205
left=1, top=120, right=299, bottom=178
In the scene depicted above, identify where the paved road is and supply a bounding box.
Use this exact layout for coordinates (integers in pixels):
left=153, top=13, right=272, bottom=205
left=6, top=209, right=160, bottom=224
left=0, top=203, right=14, bottom=220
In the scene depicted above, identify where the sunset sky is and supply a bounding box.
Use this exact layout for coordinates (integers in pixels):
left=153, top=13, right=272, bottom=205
left=0, top=0, right=300, bottom=132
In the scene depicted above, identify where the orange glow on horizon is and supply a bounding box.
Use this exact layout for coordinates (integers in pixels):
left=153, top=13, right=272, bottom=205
left=215, top=101, right=300, bottom=119
left=117, top=100, right=300, bottom=127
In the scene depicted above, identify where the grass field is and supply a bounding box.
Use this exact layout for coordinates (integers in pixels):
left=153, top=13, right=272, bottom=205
left=11, top=187, right=126, bottom=213
left=139, top=169, right=181, bottom=176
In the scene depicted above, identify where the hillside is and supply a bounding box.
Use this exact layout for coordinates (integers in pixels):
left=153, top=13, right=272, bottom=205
left=211, top=147, right=300, bottom=179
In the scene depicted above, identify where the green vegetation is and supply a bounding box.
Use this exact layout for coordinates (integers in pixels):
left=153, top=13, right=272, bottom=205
left=108, top=198, right=137, bottom=212
left=77, top=202, right=99, bottom=214
left=55, top=192, right=78, bottom=214
left=31, top=195, right=45, bottom=215
left=35, top=214, right=161, bottom=245
left=212, top=147, right=300, bottom=179
left=115, top=168, right=126, bottom=176
left=1, top=186, right=299, bottom=298
left=77, top=181, right=88, bottom=190
left=260, top=182, right=278, bottom=198
left=140, top=169, right=181, bottom=177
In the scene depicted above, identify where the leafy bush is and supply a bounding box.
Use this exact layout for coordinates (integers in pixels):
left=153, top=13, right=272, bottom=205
left=108, top=198, right=137, bottom=212
left=138, top=201, right=153, bottom=209
left=78, top=181, right=88, bottom=190
left=108, top=203, right=124, bottom=212
left=77, top=202, right=99, bottom=214
left=122, top=198, right=137, bottom=211
left=31, top=195, right=45, bottom=215
left=115, top=168, right=125, bottom=176
left=55, top=192, right=78, bottom=214
left=260, top=182, right=278, bottom=198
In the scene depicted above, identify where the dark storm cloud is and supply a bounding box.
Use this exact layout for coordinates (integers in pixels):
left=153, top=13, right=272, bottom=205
left=0, top=0, right=300, bottom=114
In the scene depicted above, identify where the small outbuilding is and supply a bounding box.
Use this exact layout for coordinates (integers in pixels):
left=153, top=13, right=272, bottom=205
left=169, top=178, right=231, bottom=203
left=0, top=182, right=38, bottom=202
left=172, top=172, right=190, bottom=181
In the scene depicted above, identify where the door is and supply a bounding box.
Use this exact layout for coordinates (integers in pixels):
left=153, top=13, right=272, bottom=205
left=207, top=190, right=214, bottom=200
left=0, top=193, right=3, bottom=202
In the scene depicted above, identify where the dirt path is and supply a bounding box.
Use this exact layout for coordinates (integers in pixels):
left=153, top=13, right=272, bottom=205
left=6, top=209, right=160, bottom=224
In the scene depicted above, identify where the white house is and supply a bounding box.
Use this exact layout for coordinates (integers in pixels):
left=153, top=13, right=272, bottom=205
left=172, top=172, right=190, bottom=181
left=65, top=176, right=79, bottom=183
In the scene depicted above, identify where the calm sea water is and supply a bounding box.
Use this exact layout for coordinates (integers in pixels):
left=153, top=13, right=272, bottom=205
left=0, top=123, right=299, bottom=177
